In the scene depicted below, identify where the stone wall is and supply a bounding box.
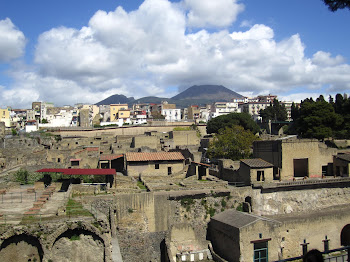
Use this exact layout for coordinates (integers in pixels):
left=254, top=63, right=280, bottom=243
left=127, top=161, right=185, bottom=177
left=252, top=187, right=350, bottom=215
left=0, top=220, right=112, bottom=262
left=55, top=124, right=207, bottom=138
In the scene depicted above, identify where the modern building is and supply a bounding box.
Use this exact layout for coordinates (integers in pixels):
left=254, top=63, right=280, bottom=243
left=110, top=104, right=129, bottom=122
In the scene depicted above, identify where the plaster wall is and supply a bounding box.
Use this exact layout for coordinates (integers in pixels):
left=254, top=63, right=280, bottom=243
left=127, top=161, right=185, bottom=177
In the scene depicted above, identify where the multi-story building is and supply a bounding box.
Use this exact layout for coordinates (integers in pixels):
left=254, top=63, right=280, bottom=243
left=161, top=108, right=181, bottom=122
left=110, top=104, right=129, bottom=122
left=239, top=102, right=270, bottom=121
left=281, top=101, right=293, bottom=121
left=0, top=107, right=11, bottom=127
left=187, top=105, right=200, bottom=120
left=31, top=102, right=54, bottom=122
left=210, top=102, right=241, bottom=119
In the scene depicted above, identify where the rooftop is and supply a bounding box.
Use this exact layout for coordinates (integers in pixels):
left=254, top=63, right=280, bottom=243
left=336, top=153, right=350, bottom=162
left=36, top=168, right=115, bottom=175
left=212, top=209, right=280, bottom=229
left=240, top=158, right=274, bottom=168
left=125, top=152, right=185, bottom=162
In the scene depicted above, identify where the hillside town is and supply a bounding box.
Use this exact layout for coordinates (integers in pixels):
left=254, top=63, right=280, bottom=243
left=0, top=87, right=349, bottom=262
left=0, top=92, right=293, bottom=133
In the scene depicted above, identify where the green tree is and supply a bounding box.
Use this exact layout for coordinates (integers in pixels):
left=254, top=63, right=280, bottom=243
left=41, top=118, right=48, bottom=124
left=151, top=111, right=165, bottom=119
left=259, top=99, right=288, bottom=122
left=323, top=0, right=350, bottom=11
left=14, top=168, right=43, bottom=184
left=206, top=112, right=260, bottom=134
left=295, top=96, right=343, bottom=140
left=207, top=125, right=259, bottom=160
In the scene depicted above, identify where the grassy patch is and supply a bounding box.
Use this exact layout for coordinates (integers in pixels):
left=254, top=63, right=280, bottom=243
left=208, top=207, right=216, bottom=217
left=66, top=199, right=93, bottom=217
left=236, top=203, right=244, bottom=212
left=137, top=181, right=147, bottom=190
left=180, top=197, right=194, bottom=212
left=221, top=198, right=227, bottom=208
left=70, top=234, right=80, bottom=241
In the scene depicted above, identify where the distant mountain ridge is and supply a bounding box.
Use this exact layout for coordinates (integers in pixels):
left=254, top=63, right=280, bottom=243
left=95, top=85, right=243, bottom=108
left=171, top=85, right=243, bottom=101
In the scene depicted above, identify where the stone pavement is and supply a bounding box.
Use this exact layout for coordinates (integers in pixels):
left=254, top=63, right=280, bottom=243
left=0, top=184, right=69, bottom=224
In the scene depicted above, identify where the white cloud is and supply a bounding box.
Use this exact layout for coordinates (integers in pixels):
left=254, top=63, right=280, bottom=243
left=0, top=18, right=26, bottom=62
left=183, top=0, right=244, bottom=28
left=312, top=51, right=345, bottom=66
left=1, top=0, right=350, bottom=108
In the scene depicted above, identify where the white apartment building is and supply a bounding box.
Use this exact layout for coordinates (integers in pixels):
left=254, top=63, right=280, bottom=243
left=210, top=102, right=241, bottom=119
left=239, top=102, right=270, bottom=121
left=161, top=108, right=181, bottom=122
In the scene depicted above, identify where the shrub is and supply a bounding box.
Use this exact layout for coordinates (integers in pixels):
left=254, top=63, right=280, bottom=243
left=70, top=234, right=80, bottom=241
left=221, top=199, right=227, bottom=208
left=180, top=197, right=194, bottom=212
left=236, top=203, right=244, bottom=212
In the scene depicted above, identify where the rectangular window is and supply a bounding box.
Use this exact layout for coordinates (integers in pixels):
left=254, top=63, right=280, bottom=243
left=155, top=164, right=159, bottom=169
left=257, top=171, right=265, bottom=181
left=71, top=160, right=79, bottom=166
left=254, top=241, right=268, bottom=262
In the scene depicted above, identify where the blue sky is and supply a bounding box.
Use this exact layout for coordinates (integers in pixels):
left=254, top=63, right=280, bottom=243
left=0, top=0, right=349, bottom=108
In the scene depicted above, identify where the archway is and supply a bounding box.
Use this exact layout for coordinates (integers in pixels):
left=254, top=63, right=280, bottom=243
left=0, top=234, right=44, bottom=262
left=244, top=196, right=252, bottom=212
left=52, top=228, right=105, bottom=262
left=341, top=224, right=350, bottom=246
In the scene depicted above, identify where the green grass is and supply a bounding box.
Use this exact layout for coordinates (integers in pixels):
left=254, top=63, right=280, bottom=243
left=137, top=181, right=147, bottom=190
left=66, top=199, right=93, bottom=217
left=70, top=234, right=80, bottom=241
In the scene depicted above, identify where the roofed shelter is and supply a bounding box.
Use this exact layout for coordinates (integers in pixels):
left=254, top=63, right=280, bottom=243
left=333, top=153, right=350, bottom=177
left=209, top=209, right=281, bottom=262
left=99, top=154, right=124, bottom=173
left=36, top=168, right=116, bottom=188
left=125, top=152, right=185, bottom=177
left=240, top=158, right=274, bottom=185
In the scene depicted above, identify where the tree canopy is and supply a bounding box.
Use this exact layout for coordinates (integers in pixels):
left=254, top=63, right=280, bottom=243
left=323, top=0, right=350, bottom=11
left=290, top=94, right=348, bottom=140
left=206, top=112, right=260, bottom=134
left=207, top=125, right=259, bottom=161
left=259, top=99, right=288, bottom=122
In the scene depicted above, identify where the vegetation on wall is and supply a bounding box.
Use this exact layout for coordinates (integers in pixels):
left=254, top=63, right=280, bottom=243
left=173, top=124, right=201, bottom=137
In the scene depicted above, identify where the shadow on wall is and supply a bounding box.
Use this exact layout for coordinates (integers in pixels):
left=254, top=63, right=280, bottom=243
left=0, top=233, right=44, bottom=262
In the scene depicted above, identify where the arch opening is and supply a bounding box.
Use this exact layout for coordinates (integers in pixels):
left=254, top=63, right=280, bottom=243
left=52, top=228, right=105, bottom=262
left=341, top=224, right=350, bottom=246
left=0, top=234, right=44, bottom=262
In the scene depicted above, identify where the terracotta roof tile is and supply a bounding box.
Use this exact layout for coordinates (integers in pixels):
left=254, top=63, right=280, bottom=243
left=100, top=154, right=124, bottom=161
left=240, top=158, right=273, bottom=168
left=125, top=152, right=184, bottom=162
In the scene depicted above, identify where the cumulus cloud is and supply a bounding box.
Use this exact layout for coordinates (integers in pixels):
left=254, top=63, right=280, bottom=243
left=0, top=18, right=26, bottom=62
left=183, top=0, right=244, bottom=28
left=1, top=0, right=350, bottom=107
left=312, top=51, right=345, bottom=66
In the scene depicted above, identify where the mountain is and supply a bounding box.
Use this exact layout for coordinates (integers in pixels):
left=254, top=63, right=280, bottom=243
left=95, top=85, right=243, bottom=108
left=95, top=95, right=134, bottom=106
left=171, top=85, right=243, bottom=101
